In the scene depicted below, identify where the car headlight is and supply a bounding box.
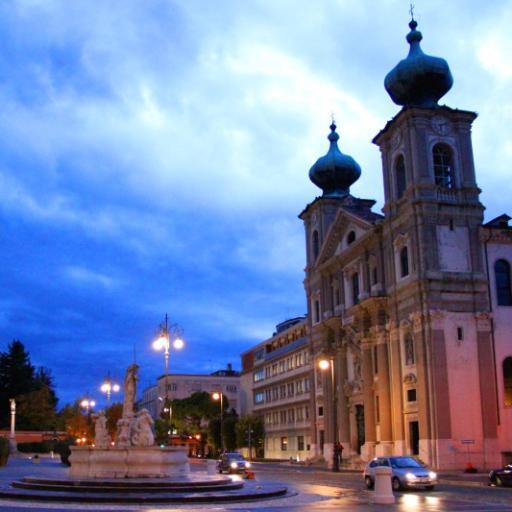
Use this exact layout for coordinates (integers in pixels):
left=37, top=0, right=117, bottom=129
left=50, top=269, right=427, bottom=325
left=429, top=471, right=437, bottom=480
left=405, top=472, right=417, bottom=481
left=245, top=462, right=251, bottom=468
left=230, top=462, right=238, bottom=469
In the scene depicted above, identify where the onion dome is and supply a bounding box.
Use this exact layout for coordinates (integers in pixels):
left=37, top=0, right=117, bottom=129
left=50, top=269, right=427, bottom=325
left=309, top=123, right=361, bottom=198
left=384, top=19, right=453, bottom=108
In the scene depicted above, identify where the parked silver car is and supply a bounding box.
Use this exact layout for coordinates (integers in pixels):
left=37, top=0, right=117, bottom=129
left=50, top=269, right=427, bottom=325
left=363, top=456, right=437, bottom=491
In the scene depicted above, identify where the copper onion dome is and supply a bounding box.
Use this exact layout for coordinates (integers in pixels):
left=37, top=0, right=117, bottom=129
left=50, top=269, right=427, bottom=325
left=384, top=19, right=453, bottom=108
left=309, top=123, right=361, bottom=198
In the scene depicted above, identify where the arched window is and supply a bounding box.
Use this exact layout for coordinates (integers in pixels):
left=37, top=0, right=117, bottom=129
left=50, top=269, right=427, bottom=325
left=347, top=231, right=356, bottom=245
left=352, top=273, right=359, bottom=305
left=495, top=259, right=512, bottom=306
left=312, top=230, right=319, bottom=260
left=400, top=246, right=409, bottom=277
left=503, top=357, right=512, bottom=407
left=395, top=155, right=406, bottom=199
left=433, top=143, right=454, bottom=189
left=404, top=335, right=415, bottom=365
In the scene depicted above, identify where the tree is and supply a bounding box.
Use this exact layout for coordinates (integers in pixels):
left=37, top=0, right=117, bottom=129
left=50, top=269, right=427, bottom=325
left=235, top=414, right=265, bottom=458
left=105, top=403, right=123, bottom=439
left=16, top=387, right=58, bottom=430
left=57, top=402, right=92, bottom=442
left=0, top=340, right=35, bottom=426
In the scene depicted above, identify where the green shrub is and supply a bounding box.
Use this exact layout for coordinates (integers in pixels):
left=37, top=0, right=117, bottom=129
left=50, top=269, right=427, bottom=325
left=54, top=440, right=73, bottom=466
left=17, top=441, right=55, bottom=454
left=0, top=437, right=9, bottom=466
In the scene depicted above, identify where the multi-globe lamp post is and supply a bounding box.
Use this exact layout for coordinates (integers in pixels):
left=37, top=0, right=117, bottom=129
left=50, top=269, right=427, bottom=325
left=100, top=377, right=120, bottom=401
left=319, top=356, right=339, bottom=472
left=152, top=314, right=184, bottom=425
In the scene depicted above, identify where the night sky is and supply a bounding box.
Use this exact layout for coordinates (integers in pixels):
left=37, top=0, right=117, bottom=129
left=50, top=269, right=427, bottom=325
left=1, top=0, right=511, bottom=408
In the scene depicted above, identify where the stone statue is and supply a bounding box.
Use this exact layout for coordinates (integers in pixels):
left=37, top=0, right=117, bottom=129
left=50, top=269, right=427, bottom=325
left=115, top=417, right=132, bottom=448
left=131, top=409, right=155, bottom=447
left=122, top=363, right=139, bottom=417
left=92, top=411, right=110, bottom=449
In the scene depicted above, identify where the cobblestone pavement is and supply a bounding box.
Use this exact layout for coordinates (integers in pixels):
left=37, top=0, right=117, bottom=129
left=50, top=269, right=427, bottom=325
left=0, top=456, right=511, bottom=511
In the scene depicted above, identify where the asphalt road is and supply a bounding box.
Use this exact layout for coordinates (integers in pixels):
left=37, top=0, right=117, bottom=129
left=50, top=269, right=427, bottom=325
left=0, top=457, right=511, bottom=511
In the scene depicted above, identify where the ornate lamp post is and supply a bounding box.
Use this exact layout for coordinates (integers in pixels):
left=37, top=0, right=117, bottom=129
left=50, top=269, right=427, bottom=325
left=152, top=314, right=184, bottom=424
left=212, top=391, right=224, bottom=453
left=319, top=356, right=339, bottom=472
left=100, top=376, right=120, bottom=401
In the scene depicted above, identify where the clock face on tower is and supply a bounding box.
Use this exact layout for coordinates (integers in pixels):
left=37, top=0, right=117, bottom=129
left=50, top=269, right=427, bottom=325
left=431, top=115, right=450, bottom=135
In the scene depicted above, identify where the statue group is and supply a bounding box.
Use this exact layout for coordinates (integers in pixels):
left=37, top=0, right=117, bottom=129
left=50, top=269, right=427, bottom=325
left=93, top=363, right=155, bottom=448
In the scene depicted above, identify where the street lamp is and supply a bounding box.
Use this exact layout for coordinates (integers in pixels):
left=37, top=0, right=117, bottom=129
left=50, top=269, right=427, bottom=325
left=152, top=314, right=184, bottom=424
left=80, top=397, right=96, bottom=413
left=212, top=391, right=224, bottom=453
left=319, top=356, right=339, bottom=472
left=100, top=376, right=120, bottom=401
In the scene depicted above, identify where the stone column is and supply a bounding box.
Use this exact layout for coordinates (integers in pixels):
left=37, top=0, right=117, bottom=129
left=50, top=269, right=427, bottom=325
left=412, top=313, right=432, bottom=462
left=375, top=330, right=393, bottom=455
left=475, top=313, right=499, bottom=468
left=337, top=347, right=350, bottom=454
left=9, top=398, right=17, bottom=453
left=387, top=322, right=404, bottom=453
left=361, top=342, right=376, bottom=460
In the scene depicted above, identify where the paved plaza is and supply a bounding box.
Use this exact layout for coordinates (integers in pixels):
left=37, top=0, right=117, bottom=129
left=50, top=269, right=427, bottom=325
left=0, top=456, right=512, bottom=511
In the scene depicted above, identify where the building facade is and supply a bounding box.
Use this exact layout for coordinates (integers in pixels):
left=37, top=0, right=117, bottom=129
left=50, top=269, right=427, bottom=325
left=240, top=318, right=314, bottom=460
left=139, top=365, right=240, bottom=420
left=299, top=19, right=512, bottom=470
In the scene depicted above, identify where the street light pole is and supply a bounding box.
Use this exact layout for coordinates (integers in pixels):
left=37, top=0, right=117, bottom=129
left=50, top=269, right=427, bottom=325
left=212, top=392, right=224, bottom=453
left=153, top=314, right=184, bottom=431
left=319, top=356, right=339, bottom=472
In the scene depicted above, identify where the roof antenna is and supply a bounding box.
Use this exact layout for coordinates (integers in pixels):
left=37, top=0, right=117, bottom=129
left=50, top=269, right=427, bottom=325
left=133, top=343, right=137, bottom=364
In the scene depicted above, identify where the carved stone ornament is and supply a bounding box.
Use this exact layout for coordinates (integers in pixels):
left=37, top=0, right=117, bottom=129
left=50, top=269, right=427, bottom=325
left=343, top=379, right=362, bottom=397
left=391, top=131, right=402, bottom=149
left=403, top=373, right=417, bottom=385
left=429, top=309, right=445, bottom=329
left=393, top=233, right=409, bottom=249
left=431, top=115, right=451, bottom=135
left=409, top=312, right=424, bottom=331
left=475, top=312, right=492, bottom=331
left=92, top=411, right=111, bottom=449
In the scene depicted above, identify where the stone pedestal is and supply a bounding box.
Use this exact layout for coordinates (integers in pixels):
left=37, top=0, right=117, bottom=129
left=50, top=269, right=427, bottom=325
left=373, top=466, right=395, bottom=504
left=69, top=446, right=189, bottom=478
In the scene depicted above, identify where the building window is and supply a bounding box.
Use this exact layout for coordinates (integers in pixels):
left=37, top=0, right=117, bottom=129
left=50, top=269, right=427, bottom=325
left=400, top=246, right=409, bottom=277
left=352, top=272, right=359, bottom=305
left=265, top=389, right=271, bottom=402
left=254, top=391, right=264, bottom=404
left=280, top=385, right=286, bottom=399
left=253, top=369, right=264, bottom=382
left=504, top=357, right=512, bottom=407
left=375, top=395, right=380, bottom=423
left=495, top=259, right=512, bottom=306
left=404, top=335, right=415, bottom=365
left=288, top=409, right=295, bottom=423
left=373, top=345, right=379, bottom=375
left=347, top=230, right=356, bottom=245
left=407, top=388, right=417, bottom=402
left=305, top=406, right=310, bottom=420
left=254, top=348, right=264, bottom=361
left=287, top=383, right=294, bottom=397
left=314, top=300, right=320, bottom=323
left=372, top=266, right=378, bottom=286
left=433, top=143, right=454, bottom=188
left=168, top=383, right=177, bottom=391
left=226, top=384, right=237, bottom=392
left=395, top=154, right=406, bottom=199
left=457, top=327, right=464, bottom=341
left=281, top=437, right=288, bottom=451
left=312, top=230, right=319, bottom=260
left=319, top=430, right=324, bottom=451
left=318, top=406, right=324, bottom=417
left=297, top=435, right=305, bottom=451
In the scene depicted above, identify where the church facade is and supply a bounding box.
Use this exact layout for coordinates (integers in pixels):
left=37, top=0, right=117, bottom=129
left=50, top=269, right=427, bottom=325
left=301, top=19, right=512, bottom=470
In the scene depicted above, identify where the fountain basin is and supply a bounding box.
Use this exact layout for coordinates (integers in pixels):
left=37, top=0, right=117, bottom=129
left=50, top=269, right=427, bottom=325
left=69, top=446, right=189, bottom=478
